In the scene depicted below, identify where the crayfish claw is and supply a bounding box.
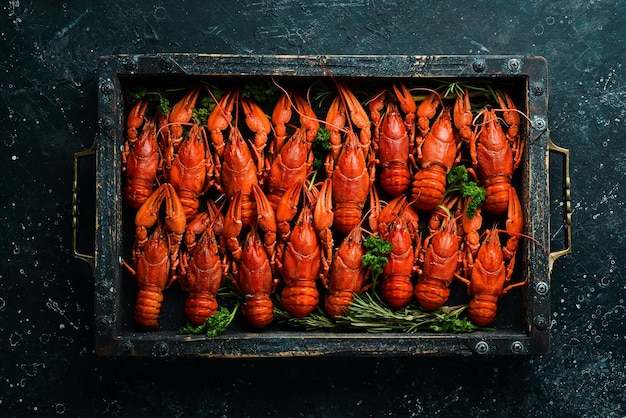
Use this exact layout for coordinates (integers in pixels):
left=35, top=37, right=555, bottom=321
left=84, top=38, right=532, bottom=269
left=126, top=99, right=148, bottom=143
left=135, top=183, right=167, bottom=245
left=503, top=187, right=523, bottom=261
left=207, top=88, right=237, bottom=158
left=392, top=83, right=416, bottom=115
left=276, top=180, right=304, bottom=243
left=293, top=92, right=320, bottom=145
left=170, top=86, right=201, bottom=124
left=223, top=191, right=244, bottom=261
left=169, top=86, right=202, bottom=147
left=453, top=88, right=474, bottom=143
left=162, top=183, right=186, bottom=238
left=272, top=92, right=293, bottom=153
left=314, top=178, right=334, bottom=279
left=252, top=184, right=277, bottom=260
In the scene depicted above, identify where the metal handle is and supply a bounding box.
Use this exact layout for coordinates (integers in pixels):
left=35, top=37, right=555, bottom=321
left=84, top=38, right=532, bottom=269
left=73, top=140, right=96, bottom=270
left=548, top=138, right=572, bottom=274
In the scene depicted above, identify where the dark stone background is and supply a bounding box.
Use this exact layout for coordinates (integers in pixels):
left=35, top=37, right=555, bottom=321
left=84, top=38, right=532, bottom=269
left=2, top=1, right=623, bottom=416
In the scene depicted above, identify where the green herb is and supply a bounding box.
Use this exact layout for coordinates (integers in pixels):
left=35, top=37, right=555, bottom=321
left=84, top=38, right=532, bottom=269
left=179, top=302, right=240, bottom=338
left=433, top=80, right=492, bottom=100
left=362, top=235, right=393, bottom=291
left=274, top=306, right=338, bottom=331
left=242, top=80, right=280, bottom=104
left=312, top=126, right=332, bottom=172
left=128, top=86, right=148, bottom=103
left=276, top=292, right=487, bottom=334
left=445, top=165, right=486, bottom=218
left=191, top=96, right=218, bottom=125
left=447, top=164, right=469, bottom=184
left=312, top=82, right=336, bottom=109
left=429, top=313, right=483, bottom=333
left=158, top=97, right=170, bottom=115
left=126, top=86, right=171, bottom=115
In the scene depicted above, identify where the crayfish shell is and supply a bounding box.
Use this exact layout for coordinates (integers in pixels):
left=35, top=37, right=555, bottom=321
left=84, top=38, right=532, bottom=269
left=467, top=294, right=498, bottom=327
left=184, top=294, right=219, bottom=327
left=381, top=276, right=414, bottom=309
left=242, top=295, right=274, bottom=329
left=281, top=284, right=320, bottom=318
left=414, top=279, right=451, bottom=311
left=325, top=291, right=354, bottom=319
left=134, top=288, right=164, bottom=331
left=411, top=165, right=448, bottom=212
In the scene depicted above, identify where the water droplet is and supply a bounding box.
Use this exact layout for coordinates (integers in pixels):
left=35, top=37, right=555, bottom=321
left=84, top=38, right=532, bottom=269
left=153, top=6, right=167, bottom=20
left=9, top=332, right=22, bottom=346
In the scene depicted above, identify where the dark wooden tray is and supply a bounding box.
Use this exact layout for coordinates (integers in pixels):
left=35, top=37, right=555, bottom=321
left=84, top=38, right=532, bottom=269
left=74, top=54, right=571, bottom=357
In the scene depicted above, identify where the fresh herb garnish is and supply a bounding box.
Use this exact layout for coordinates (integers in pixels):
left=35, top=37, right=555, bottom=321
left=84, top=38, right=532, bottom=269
left=445, top=165, right=486, bottom=218
left=361, top=235, right=393, bottom=292
left=276, top=293, right=487, bottom=334
left=312, top=126, right=332, bottom=172
left=242, top=80, right=280, bottom=104
left=179, top=302, right=240, bottom=338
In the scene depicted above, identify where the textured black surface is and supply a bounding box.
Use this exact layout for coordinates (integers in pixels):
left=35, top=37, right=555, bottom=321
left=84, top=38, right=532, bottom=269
left=1, top=1, right=623, bottom=416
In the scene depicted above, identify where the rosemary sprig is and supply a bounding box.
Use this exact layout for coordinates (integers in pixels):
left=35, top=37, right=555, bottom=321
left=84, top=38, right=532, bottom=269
left=276, top=292, right=489, bottom=334
left=274, top=306, right=341, bottom=331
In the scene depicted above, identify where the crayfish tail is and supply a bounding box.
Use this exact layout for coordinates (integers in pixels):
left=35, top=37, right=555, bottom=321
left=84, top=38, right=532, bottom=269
left=242, top=295, right=274, bottom=329
left=414, top=279, right=451, bottom=311
left=381, top=275, right=414, bottom=309
left=411, top=165, right=447, bottom=212
left=184, top=294, right=219, bottom=327
left=134, top=288, right=164, bottom=331
left=468, top=294, right=498, bottom=327
left=281, top=284, right=320, bottom=318
left=325, top=291, right=353, bottom=320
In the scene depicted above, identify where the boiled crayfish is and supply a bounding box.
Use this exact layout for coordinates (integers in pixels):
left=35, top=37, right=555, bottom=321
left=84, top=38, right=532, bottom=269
left=279, top=203, right=322, bottom=318
left=126, top=225, right=172, bottom=331
left=325, top=225, right=368, bottom=319
left=414, top=212, right=462, bottom=311
left=231, top=227, right=277, bottom=328
left=126, top=183, right=186, bottom=331
left=179, top=227, right=223, bottom=326
left=122, top=117, right=160, bottom=209
left=120, top=79, right=529, bottom=333
left=167, top=123, right=213, bottom=221
left=411, top=94, right=460, bottom=212
left=461, top=89, right=524, bottom=217
left=458, top=228, right=527, bottom=327
left=372, top=104, right=411, bottom=197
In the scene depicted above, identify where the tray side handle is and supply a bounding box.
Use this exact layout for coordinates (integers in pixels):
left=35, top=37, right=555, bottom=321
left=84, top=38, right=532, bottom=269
left=73, top=140, right=96, bottom=271
left=548, top=137, right=572, bottom=274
